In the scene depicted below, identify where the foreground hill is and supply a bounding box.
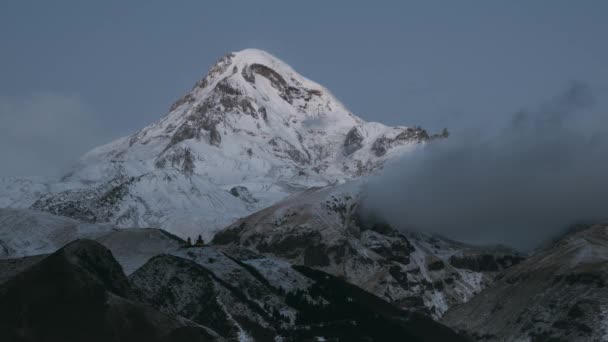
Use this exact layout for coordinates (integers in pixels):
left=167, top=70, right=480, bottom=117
left=0, top=239, right=223, bottom=342
left=0, top=208, right=183, bottom=274
left=442, top=224, right=608, bottom=341
left=213, top=182, right=523, bottom=318
left=0, top=208, right=116, bottom=258
left=0, top=237, right=466, bottom=341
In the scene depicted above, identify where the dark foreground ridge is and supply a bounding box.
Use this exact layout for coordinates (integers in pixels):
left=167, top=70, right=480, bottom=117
left=0, top=239, right=223, bottom=342
left=0, top=237, right=468, bottom=341
left=130, top=252, right=468, bottom=341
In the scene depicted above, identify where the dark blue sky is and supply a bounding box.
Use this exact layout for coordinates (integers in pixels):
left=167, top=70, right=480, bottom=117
left=1, top=1, right=607, bottom=176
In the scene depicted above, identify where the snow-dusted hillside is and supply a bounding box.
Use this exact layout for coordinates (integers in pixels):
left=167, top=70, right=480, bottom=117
left=213, top=181, right=522, bottom=318
left=0, top=235, right=467, bottom=341
left=0, top=177, right=53, bottom=208
left=7, top=48, right=438, bottom=239
left=0, top=239, right=225, bottom=342
left=0, top=208, right=117, bottom=258
left=0, top=208, right=466, bottom=340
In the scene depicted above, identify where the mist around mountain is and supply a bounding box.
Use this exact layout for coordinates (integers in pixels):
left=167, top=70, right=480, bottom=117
left=362, top=81, right=608, bottom=251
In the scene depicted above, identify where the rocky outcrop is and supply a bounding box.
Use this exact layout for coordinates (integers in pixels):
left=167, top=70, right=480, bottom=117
left=241, top=63, right=323, bottom=106
left=31, top=175, right=143, bottom=224
left=155, top=147, right=196, bottom=174
left=268, top=137, right=310, bottom=165
left=372, top=126, right=430, bottom=157
left=208, top=126, right=222, bottom=146
left=195, top=53, right=235, bottom=90
left=229, top=186, right=257, bottom=204
left=344, top=126, right=364, bottom=155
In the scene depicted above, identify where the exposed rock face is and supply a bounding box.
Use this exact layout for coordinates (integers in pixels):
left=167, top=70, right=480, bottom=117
left=229, top=186, right=257, bottom=204
left=0, top=240, right=223, bottom=342
left=268, top=137, right=310, bottom=165
left=209, top=126, right=222, bottom=146
left=130, top=255, right=240, bottom=339
left=371, top=126, right=431, bottom=157
left=344, top=126, right=364, bottom=155
left=31, top=175, right=144, bottom=225
left=442, top=224, right=608, bottom=341
left=155, top=147, right=196, bottom=174
left=213, top=182, right=522, bottom=318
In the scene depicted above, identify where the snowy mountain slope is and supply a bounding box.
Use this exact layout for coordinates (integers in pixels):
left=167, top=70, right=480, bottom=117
left=212, top=181, right=523, bottom=318
left=0, top=177, right=54, bottom=208
left=0, top=208, right=117, bottom=258
left=442, top=223, right=608, bottom=341
left=21, top=48, right=438, bottom=239
left=0, top=209, right=185, bottom=274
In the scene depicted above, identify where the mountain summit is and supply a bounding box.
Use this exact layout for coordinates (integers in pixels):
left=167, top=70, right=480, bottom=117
left=69, top=49, right=430, bottom=183
left=25, top=49, right=434, bottom=239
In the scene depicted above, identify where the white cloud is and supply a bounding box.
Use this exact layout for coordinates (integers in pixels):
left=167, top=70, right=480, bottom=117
left=0, top=92, right=115, bottom=177
left=361, top=82, right=608, bottom=251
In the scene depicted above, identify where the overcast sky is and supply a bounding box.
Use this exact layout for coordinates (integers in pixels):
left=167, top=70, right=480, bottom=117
left=1, top=1, right=607, bottom=177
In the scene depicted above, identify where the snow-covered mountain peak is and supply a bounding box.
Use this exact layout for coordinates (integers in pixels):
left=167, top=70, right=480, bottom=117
left=20, top=49, right=441, bottom=239
left=170, top=48, right=356, bottom=126
left=191, top=48, right=350, bottom=112
left=72, top=49, right=430, bottom=186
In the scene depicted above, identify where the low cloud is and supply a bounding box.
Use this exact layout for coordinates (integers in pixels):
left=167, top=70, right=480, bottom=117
left=361, top=82, right=608, bottom=251
left=0, top=92, right=114, bottom=177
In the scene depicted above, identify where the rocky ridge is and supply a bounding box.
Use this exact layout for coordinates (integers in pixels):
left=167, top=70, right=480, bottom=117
left=213, top=182, right=523, bottom=318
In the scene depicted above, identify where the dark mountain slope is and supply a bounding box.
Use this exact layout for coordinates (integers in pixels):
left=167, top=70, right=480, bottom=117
left=442, top=224, right=608, bottom=341
left=0, top=239, right=223, bottom=342
left=131, top=249, right=469, bottom=341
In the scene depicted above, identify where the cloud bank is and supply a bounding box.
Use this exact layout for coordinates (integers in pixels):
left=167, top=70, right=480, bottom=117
left=361, top=82, right=608, bottom=251
left=0, top=93, right=114, bottom=177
